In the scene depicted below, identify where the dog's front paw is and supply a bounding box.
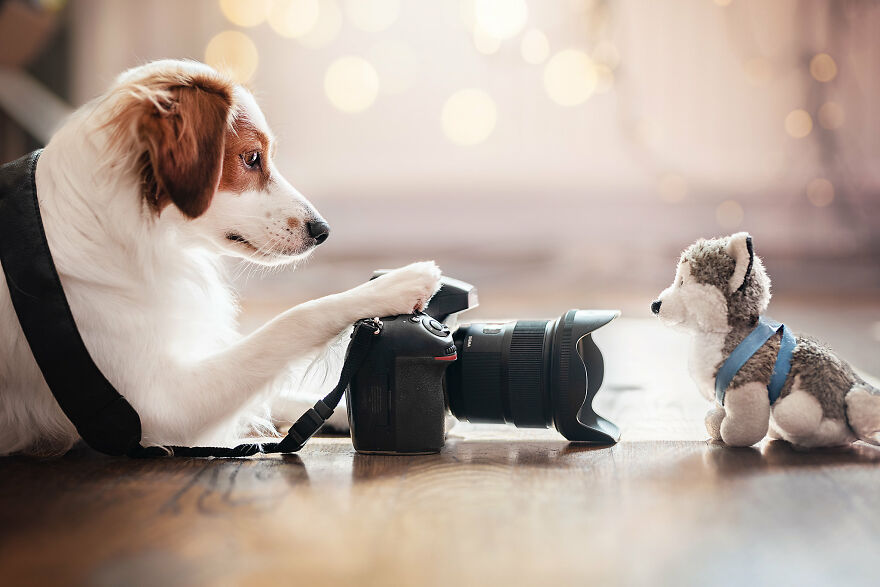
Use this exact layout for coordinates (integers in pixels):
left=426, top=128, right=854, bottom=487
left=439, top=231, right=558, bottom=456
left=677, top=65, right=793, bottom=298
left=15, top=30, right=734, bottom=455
left=365, top=261, right=442, bottom=317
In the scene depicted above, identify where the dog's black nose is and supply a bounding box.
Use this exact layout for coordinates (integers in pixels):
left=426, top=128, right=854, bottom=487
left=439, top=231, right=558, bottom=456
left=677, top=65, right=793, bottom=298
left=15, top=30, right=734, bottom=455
left=651, top=300, right=662, bottom=315
left=306, top=219, right=330, bottom=245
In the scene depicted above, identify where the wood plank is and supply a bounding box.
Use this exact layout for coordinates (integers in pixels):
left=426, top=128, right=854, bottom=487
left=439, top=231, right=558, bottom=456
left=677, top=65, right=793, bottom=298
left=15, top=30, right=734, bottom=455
left=1, top=317, right=878, bottom=586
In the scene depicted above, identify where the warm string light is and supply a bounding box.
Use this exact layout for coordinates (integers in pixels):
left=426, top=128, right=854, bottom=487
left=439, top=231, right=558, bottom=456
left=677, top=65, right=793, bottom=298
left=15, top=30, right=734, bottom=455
left=267, top=0, right=320, bottom=38
left=324, top=56, right=380, bottom=113
left=474, top=0, right=528, bottom=40
left=521, top=29, right=550, bottom=64
left=784, top=109, right=812, bottom=139
left=219, top=0, right=270, bottom=27
left=806, top=178, right=834, bottom=207
left=809, top=53, right=837, bottom=83
left=205, top=30, right=259, bottom=83
left=543, top=50, right=597, bottom=106
left=441, top=89, right=498, bottom=146
left=212, top=0, right=620, bottom=137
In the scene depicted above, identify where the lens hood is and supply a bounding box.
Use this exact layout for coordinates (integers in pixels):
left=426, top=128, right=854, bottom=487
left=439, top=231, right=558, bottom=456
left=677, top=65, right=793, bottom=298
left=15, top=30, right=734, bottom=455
left=549, top=309, right=620, bottom=443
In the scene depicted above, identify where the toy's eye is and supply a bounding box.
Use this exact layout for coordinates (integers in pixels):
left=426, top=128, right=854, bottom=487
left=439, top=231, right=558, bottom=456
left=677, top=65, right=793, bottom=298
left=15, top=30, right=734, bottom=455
left=241, top=151, right=261, bottom=170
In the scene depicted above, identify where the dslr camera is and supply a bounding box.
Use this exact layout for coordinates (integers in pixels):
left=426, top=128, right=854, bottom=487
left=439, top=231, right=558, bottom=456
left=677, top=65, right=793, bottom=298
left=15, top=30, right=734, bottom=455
left=345, top=274, right=620, bottom=454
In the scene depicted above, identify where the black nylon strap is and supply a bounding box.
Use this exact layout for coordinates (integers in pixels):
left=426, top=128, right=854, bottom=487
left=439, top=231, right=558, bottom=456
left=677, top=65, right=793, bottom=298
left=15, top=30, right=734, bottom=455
left=0, top=151, right=143, bottom=455
left=0, top=150, right=379, bottom=458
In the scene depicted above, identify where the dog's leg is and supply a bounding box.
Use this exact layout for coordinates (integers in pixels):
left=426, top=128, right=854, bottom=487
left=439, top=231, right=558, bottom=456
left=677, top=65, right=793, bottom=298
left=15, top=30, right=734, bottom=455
left=140, top=262, right=441, bottom=443
left=718, top=382, right=770, bottom=447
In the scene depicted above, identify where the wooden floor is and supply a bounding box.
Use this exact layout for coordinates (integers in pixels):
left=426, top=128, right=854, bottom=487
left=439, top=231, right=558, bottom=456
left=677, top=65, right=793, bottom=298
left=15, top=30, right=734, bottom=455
left=1, top=318, right=879, bottom=587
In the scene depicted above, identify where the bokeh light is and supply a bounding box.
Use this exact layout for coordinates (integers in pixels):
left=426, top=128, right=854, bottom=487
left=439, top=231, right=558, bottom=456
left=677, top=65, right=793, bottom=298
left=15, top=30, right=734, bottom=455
left=205, top=30, right=259, bottom=83
left=344, top=0, right=399, bottom=33
left=818, top=101, right=845, bottom=130
left=474, top=0, right=528, bottom=40
left=441, top=89, right=497, bottom=146
left=743, top=57, right=772, bottom=86
left=784, top=109, right=812, bottom=139
left=716, top=200, right=744, bottom=229
left=220, top=0, right=270, bottom=27
left=521, top=29, right=549, bottom=64
left=268, top=0, right=319, bottom=38
left=806, top=178, right=834, bottom=207
left=543, top=50, right=597, bottom=106
left=809, top=53, right=838, bottom=83
left=658, top=174, right=688, bottom=203
left=368, top=40, right=419, bottom=95
left=473, top=26, right=501, bottom=55
left=298, top=0, right=342, bottom=49
left=324, top=56, right=380, bottom=113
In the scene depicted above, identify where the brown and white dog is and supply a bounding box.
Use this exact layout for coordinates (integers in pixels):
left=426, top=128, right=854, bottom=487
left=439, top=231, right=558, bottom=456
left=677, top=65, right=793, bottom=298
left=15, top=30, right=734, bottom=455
left=0, top=59, right=441, bottom=455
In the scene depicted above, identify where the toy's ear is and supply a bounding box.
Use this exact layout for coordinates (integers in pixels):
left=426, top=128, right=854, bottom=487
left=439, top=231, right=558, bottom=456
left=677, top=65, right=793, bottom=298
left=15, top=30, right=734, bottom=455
left=726, top=232, right=754, bottom=292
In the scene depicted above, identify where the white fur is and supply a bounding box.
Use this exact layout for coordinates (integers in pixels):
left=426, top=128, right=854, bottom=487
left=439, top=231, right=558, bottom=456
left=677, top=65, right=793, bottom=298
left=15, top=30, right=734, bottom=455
left=0, top=60, right=442, bottom=455
left=725, top=232, right=751, bottom=292
left=846, top=385, right=880, bottom=445
left=719, top=382, right=770, bottom=447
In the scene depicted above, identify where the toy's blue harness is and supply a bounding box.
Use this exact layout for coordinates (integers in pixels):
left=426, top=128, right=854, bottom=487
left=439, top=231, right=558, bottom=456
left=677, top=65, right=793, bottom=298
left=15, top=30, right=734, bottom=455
left=714, top=316, right=796, bottom=406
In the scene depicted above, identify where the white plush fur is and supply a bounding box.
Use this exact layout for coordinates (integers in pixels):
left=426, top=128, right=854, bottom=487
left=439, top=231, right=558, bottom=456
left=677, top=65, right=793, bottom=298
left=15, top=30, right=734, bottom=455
left=725, top=232, right=752, bottom=291
left=0, top=60, right=442, bottom=455
left=846, top=385, right=880, bottom=445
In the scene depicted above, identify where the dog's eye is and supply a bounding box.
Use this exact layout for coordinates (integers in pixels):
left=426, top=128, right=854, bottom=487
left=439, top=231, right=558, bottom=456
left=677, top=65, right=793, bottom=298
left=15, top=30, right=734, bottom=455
left=241, top=151, right=261, bottom=170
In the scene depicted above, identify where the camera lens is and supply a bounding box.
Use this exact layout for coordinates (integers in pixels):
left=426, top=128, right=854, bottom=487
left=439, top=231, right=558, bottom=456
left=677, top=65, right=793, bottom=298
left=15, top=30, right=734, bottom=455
left=445, top=310, right=621, bottom=443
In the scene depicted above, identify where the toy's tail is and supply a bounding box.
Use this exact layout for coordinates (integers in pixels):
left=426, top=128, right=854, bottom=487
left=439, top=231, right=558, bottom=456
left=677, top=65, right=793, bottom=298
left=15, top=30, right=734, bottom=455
left=845, top=382, right=880, bottom=446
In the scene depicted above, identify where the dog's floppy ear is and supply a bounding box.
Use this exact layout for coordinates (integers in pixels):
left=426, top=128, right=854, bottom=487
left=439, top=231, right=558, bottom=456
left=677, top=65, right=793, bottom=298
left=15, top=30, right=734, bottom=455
left=139, top=78, right=233, bottom=218
left=726, top=232, right=754, bottom=292
left=108, top=70, right=234, bottom=219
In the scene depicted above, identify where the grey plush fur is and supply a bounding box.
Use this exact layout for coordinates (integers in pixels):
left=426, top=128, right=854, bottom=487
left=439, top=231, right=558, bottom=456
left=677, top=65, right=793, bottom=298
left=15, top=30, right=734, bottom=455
left=655, top=232, right=880, bottom=447
left=686, top=237, right=861, bottom=420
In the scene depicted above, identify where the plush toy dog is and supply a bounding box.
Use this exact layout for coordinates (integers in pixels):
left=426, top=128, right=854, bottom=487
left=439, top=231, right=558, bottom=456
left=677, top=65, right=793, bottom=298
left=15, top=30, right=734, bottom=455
left=652, top=232, right=880, bottom=448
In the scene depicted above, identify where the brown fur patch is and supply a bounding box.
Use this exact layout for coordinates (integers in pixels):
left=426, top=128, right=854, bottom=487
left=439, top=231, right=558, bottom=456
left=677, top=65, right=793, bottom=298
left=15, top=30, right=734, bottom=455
left=105, top=67, right=234, bottom=218
left=218, top=110, right=271, bottom=194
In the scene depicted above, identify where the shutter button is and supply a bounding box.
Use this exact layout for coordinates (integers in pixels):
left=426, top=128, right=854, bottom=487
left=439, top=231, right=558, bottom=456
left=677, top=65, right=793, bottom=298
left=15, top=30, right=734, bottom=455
left=422, top=317, right=449, bottom=336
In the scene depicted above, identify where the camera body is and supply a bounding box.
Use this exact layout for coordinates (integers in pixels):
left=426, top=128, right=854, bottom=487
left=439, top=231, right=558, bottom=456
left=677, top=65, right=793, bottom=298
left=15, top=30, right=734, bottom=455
left=346, top=313, right=457, bottom=454
left=346, top=274, right=620, bottom=454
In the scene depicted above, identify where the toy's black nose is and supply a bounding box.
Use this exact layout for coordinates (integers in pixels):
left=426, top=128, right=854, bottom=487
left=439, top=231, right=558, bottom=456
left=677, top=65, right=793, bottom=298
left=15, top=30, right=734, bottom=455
left=306, top=219, right=330, bottom=245
left=651, top=300, right=662, bottom=315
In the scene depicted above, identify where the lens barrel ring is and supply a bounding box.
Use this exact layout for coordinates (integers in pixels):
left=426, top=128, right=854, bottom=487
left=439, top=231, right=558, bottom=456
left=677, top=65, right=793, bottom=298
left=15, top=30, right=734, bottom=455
left=507, top=321, right=551, bottom=427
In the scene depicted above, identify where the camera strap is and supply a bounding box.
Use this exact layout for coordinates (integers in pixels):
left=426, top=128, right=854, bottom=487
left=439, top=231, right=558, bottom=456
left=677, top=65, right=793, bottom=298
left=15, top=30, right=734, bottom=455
left=0, top=150, right=381, bottom=458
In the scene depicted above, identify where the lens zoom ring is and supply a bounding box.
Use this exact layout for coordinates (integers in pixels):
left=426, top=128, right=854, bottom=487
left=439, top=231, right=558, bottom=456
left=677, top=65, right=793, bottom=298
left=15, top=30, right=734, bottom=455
left=508, top=321, right=549, bottom=427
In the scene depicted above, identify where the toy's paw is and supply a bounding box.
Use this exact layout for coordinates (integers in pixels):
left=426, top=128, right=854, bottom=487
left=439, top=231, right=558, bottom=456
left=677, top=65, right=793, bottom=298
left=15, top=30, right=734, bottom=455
left=365, top=261, right=442, bottom=317
left=705, top=407, right=725, bottom=441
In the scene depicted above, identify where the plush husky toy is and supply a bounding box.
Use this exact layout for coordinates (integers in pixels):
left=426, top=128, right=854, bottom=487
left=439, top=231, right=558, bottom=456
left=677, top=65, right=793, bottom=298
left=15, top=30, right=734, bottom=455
left=652, top=232, right=880, bottom=448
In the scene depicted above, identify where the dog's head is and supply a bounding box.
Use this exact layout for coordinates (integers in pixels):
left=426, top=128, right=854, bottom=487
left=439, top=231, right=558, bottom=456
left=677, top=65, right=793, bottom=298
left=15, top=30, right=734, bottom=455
left=103, top=59, right=328, bottom=265
left=651, top=232, right=771, bottom=333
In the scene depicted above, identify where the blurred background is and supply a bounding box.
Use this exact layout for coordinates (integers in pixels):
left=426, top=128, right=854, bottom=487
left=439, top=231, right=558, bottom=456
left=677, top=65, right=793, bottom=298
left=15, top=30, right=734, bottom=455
left=1, top=0, right=878, bottom=372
